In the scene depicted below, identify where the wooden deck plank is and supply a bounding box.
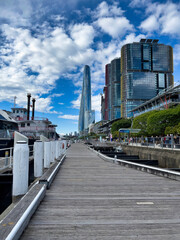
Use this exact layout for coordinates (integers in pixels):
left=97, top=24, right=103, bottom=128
left=20, top=143, right=180, bottom=239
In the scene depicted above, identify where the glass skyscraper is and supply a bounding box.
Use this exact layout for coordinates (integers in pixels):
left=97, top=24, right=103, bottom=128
left=78, top=65, right=95, bottom=135
left=121, top=39, right=173, bottom=117
left=101, top=39, right=174, bottom=120
left=103, top=58, right=121, bottom=121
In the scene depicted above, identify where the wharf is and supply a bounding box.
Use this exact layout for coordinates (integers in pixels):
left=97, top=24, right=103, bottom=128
left=18, top=143, right=180, bottom=239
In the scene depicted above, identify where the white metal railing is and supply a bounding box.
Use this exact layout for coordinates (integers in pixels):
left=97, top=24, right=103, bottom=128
left=0, top=140, right=70, bottom=172
left=0, top=144, right=34, bottom=171
left=0, top=147, right=13, bottom=170
left=120, top=136, right=180, bottom=150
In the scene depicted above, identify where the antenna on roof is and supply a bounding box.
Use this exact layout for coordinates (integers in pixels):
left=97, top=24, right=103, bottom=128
left=14, top=96, right=17, bottom=108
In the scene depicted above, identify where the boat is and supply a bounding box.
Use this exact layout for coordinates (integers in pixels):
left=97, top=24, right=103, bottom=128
left=0, top=109, right=18, bottom=150
left=9, top=94, right=59, bottom=141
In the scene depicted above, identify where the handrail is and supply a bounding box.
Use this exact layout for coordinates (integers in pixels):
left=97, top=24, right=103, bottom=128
left=0, top=145, right=34, bottom=171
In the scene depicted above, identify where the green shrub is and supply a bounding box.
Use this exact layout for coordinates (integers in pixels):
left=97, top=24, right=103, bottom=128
left=111, top=118, right=132, bottom=134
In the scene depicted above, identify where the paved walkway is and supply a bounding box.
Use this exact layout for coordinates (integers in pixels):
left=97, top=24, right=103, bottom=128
left=21, top=143, right=180, bottom=239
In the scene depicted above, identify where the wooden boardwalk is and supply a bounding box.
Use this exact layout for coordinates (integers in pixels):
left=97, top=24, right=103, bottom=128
left=20, top=143, right=180, bottom=239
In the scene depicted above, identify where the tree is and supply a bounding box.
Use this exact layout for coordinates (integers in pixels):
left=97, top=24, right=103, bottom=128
left=111, top=118, right=132, bottom=135
left=147, top=105, right=180, bottom=136
left=165, top=122, right=180, bottom=135
left=132, top=111, right=157, bottom=136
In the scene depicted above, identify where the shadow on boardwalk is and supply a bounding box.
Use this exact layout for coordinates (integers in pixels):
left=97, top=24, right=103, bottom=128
left=21, top=143, right=180, bottom=240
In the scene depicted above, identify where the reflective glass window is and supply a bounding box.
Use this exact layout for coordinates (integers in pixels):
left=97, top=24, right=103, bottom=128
left=143, top=44, right=150, bottom=61
left=158, top=73, right=165, bottom=88
left=143, top=62, right=149, bottom=70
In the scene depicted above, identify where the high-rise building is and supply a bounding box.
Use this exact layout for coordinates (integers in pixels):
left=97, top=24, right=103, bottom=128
left=78, top=65, right=95, bottom=135
left=102, top=58, right=121, bottom=121
left=101, top=39, right=174, bottom=120
left=121, top=39, right=173, bottom=117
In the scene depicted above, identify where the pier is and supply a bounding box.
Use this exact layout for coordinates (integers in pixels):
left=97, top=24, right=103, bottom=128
left=1, top=142, right=179, bottom=239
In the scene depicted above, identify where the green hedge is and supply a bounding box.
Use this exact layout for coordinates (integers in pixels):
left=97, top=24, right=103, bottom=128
left=132, top=105, right=180, bottom=136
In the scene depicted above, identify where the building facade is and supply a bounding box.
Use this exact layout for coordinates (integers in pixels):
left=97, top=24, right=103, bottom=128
left=102, top=58, right=121, bottom=121
left=121, top=39, right=173, bottom=117
left=101, top=39, right=174, bottom=121
left=131, top=84, right=180, bottom=117
left=78, top=65, right=95, bottom=135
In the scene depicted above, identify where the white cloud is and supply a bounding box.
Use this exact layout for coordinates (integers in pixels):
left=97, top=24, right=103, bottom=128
left=92, top=94, right=101, bottom=112
left=95, top=1, right=124, bottom=18
left=71, top=93, right=101, bottom=112
left=51, top=93, right=64, bottom=98
left=174, top=44, right=180, bottom=65
left=35, top=97, right=57, bottom=113
left=58, top=114, right=79, bottom=120
left=139, top=2, right=180, bottom=37
left=129, top=0, right=150, bottom=8
left=96, top=17, right=134, bottom=38
left=0, top=0, right=33, bottom=27
left=71, top=94, right=81, bottom=109
left=0, top=22, right=95, bottom=113
left=139, top=15, right=159, bottom=33
left=70, top=23, right=95, bottom=49
left=58, top=102, right=64, bottom=105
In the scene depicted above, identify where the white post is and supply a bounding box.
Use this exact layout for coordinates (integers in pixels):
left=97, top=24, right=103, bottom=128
left=55, top=141, right=59, bottom=159
left=58, top=141, right=62, bottom=157
left=14, top=131, right=28, bottom=147
left=53, top=141, right=56, bottom=160
left=13, top=141, right=29, bottom=198
left=44, top=142, right=51, bottom=168
left=63, top=140, right=67, bottom=153
left=62, top=141, right=65, bottom=154
left=34, top=140, right=44, bottom=177
left=50, top=141, right=55, bottom=162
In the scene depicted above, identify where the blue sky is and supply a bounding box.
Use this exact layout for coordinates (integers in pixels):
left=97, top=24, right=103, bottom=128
left=0, top=0, right=180, bottom=135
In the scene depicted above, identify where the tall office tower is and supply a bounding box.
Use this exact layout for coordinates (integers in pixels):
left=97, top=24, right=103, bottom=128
left=111, top=58, right=121, bottom=119
left=121, top=39, right=173, bottom=118
left=102, top=58, right=121, bottom=121
left=101, top=90, right=105, bottom=120
left=78, top=65, right=95, bottom=135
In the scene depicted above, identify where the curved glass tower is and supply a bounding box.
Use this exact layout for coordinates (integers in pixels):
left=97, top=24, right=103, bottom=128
left=121, top=39, right=173, bottom=117
left=78, top=65, right=95, bottom=135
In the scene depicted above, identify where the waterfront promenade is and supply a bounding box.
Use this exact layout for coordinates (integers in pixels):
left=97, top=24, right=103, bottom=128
left=20, top=143, right=180, bottom=239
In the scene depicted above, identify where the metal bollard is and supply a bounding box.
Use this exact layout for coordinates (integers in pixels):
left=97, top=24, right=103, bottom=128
left=13, top=141, right=29, bottom=198
left=44, top=141, right=51, bottom=168
left=34, top=140, right=44, bottom=177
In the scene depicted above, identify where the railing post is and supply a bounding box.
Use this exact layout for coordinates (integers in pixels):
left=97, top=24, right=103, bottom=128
left=44, top=141, right=51, bottom=168
left=58, top=141, right=62, bottom=156
left=55, top=141, right=59, bottom=159
left=10, top=147, right=13, bottom=167
left=5, top=150, right=9, bottom=166
left=50, top=141, right=55, bottom=163
left=12, top=141, right=29, bottom=200
left=161, top=137, right=163, bottom=148
left=53, top=141, right=56, bottom=160
left=170, top=134, right=174, bottom=149
left=34, top=140, right=44, bottom=177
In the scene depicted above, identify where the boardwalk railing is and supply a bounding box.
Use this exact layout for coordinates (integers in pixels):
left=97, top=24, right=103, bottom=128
left=0, top=145, right=34, bottom=172
left=0, top=147, right=13, bottom=171
left=120, top=136, right=180, bottom=149
left=0, top=139, right=70, bottom=199
left=0, top=140, right=69, bottom=240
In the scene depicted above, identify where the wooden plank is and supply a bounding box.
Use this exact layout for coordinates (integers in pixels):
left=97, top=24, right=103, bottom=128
left=0, top=183, right=46, bottom=240
left=20, top=143, right=180, bottom=239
